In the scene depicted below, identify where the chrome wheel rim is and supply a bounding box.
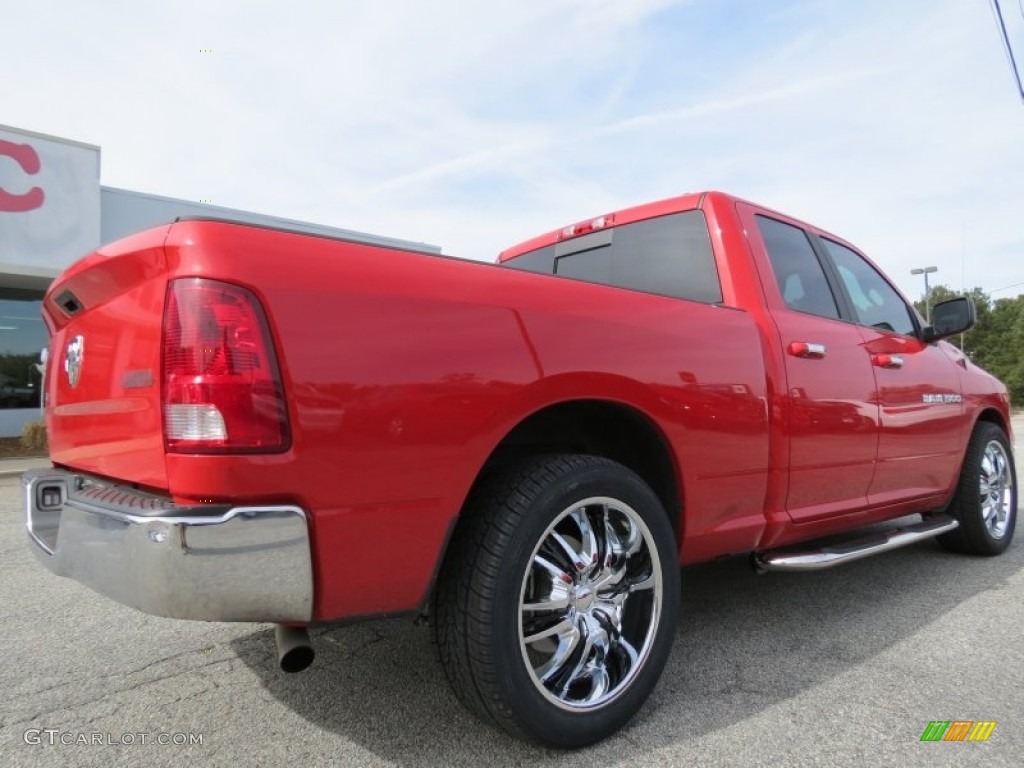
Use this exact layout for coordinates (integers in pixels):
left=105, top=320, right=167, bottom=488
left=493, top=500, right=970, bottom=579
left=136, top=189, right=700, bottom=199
left=979, top=440, right=1014, bottom=539
left=518, top=496, right=662, bottom=711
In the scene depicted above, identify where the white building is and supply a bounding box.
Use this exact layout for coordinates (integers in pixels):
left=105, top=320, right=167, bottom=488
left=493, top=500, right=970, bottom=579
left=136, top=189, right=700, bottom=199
left=0, top=124, right=440, bottom=437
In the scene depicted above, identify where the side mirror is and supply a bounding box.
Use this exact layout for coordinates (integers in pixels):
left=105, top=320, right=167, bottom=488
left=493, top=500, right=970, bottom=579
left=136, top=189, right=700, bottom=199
left=922, top=296, right=976, bottom=342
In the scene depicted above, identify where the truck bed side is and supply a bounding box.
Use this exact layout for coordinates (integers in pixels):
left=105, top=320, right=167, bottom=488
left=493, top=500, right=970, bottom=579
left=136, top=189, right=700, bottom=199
left=148, top=221, right=771, bottom=619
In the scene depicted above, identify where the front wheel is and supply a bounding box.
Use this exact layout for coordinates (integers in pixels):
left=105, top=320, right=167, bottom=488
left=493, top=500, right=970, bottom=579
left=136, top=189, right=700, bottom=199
left=938, top=421, right=1018, bottom=555
left=432, top=454, right=680, bottom=748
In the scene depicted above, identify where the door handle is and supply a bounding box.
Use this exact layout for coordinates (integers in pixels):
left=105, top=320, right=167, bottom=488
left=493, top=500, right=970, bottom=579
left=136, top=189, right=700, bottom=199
left=872, top=354, right=904, bottom=369
left=788, top=341, right=827, bottom=359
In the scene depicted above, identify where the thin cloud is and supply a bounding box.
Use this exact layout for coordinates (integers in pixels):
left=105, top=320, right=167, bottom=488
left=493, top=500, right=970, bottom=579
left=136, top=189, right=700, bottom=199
left=595, top=72, right=877, bottom=136
left=371, top=72, right=873, bottom=195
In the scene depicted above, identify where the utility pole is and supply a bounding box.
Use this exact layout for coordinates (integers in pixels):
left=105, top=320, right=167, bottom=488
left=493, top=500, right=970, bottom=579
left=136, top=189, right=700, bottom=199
left=911, top=266, right=938, bottom=322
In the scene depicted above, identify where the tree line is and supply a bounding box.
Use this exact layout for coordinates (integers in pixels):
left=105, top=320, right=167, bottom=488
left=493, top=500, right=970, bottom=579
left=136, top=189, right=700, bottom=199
left=914, top=286, right=1024, bottom=407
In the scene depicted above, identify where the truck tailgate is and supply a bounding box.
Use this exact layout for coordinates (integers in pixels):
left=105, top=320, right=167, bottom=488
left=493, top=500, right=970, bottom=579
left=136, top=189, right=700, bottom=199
left=43, top=226, right=171, bottom=490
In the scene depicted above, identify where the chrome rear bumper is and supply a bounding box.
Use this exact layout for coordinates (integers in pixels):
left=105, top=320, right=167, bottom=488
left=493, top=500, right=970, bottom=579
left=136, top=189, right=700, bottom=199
left=24, top=468, right=313, bottom=622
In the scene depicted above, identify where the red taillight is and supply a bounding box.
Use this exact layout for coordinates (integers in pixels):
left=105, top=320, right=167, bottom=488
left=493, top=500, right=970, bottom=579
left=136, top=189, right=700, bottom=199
left=162, top=278, right=289, bottom=453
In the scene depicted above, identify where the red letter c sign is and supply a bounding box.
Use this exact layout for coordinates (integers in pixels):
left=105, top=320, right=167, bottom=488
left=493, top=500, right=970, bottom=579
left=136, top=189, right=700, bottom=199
left=0, top=139, right=45, bottom=212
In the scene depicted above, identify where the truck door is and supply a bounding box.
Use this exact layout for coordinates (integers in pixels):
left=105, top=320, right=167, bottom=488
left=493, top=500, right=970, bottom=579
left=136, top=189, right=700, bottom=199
left=817, top=238, right=964, bottom=505
left=738, top=205, right=880, bottom=523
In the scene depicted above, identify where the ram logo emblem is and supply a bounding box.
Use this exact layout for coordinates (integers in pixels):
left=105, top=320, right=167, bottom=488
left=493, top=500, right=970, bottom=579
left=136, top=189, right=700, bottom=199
left=64, top=335, right=85, bottom=388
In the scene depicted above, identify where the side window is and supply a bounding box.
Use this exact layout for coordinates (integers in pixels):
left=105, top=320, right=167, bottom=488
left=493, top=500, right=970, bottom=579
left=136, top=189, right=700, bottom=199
left=504, top=211, right=723, bottom=304
left=755, top=216, right=840, bottom=320
left=820, top=239, right=915, bottom=335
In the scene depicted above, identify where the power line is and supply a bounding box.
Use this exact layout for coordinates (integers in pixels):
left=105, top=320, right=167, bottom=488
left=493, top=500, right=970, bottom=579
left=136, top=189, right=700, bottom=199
left=989, top=280, right=1024, bottom=295
left=990, top=0, right=1024, bottom=102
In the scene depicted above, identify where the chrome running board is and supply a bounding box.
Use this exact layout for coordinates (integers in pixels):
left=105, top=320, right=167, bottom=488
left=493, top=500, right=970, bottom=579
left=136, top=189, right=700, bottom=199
left=753, top=515, right=959, bottom=573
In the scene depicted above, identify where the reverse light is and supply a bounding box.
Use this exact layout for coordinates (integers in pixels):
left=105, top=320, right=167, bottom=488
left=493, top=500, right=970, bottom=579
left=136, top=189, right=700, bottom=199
left=162, top=278, right=289, bottom=453
left=165, top=403, right=227, bottom=442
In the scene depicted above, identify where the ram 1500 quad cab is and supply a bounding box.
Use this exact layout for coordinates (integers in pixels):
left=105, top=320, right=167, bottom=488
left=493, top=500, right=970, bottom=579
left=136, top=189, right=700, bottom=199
left=25, top=191, right=1016, bottom=747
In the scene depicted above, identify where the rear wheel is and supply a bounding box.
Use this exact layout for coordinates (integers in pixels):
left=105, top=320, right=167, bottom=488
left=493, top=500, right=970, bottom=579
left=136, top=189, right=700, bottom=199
left=938, top=421, right=1017, bottom=555
left=433, top=454, right=680, bottom=747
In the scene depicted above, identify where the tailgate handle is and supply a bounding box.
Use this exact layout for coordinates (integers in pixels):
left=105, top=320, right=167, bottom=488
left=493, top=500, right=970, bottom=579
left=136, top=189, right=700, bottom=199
left=788, top=341, right=827, bottom=359
left=872, top=354, right=904, bottom=369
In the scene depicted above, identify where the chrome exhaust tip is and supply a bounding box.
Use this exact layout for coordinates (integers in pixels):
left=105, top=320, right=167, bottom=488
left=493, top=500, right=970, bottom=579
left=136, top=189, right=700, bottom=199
left=275, top=624, right=314, bottom=673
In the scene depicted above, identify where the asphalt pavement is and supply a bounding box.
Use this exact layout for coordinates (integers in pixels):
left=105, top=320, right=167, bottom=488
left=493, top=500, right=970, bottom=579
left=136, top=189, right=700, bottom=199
left=1, top=415, right=1022, bottom=767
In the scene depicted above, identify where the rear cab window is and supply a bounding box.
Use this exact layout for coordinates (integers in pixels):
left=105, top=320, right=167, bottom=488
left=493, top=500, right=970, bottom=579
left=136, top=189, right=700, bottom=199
left=502, top=210, right=723, bottom=304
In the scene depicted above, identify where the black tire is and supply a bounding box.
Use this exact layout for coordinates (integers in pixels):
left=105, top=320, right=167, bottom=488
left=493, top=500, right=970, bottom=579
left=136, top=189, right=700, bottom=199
left=938, top=421, right=1017, bottom=555
left=432, top=454, right=680, bottom=748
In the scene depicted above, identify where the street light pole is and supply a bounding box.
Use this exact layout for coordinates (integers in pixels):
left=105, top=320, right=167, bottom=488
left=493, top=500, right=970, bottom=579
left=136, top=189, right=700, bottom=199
left=910, top=266, right=938, bottom=323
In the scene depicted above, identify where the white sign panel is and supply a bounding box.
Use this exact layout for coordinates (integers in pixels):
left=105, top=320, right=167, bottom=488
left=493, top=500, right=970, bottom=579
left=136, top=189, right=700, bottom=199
left=0, top=125, right=101, bottom=269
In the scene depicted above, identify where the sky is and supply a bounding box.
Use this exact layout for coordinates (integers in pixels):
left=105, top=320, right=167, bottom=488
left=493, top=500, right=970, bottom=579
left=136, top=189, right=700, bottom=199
left=3, top=0, right=1023, bottom=302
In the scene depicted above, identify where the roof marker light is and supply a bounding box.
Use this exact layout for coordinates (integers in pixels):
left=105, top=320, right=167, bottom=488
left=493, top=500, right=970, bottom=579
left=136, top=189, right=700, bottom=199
left=558, top=214, right=614, bottom=241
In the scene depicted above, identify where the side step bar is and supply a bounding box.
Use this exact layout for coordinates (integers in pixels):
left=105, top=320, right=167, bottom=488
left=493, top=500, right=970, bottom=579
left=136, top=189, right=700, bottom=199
left=754, top=515, right=959, bottom=573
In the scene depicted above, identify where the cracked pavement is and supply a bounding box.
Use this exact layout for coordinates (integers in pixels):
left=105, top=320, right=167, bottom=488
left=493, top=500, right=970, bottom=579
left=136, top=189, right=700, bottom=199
left=1, top=414, right=1022, bottom=766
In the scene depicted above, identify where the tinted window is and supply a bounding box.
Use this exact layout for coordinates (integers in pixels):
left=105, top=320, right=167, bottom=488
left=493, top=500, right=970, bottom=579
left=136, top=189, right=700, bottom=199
left=608, top=212, right=721, bottom=302
left=503, top=245, right=554, bottom=275
left=557, top=243, right=613, bottom=283
left=756, top=216, right=840, bottom=320
left=821, top=239, right=915, bottom=335
left=503, top=211, right=722, bottom=303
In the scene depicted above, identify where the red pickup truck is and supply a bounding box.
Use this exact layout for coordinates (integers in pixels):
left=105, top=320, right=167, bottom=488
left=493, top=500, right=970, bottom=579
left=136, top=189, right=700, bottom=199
left=25, top=191, right=1017, bottom=747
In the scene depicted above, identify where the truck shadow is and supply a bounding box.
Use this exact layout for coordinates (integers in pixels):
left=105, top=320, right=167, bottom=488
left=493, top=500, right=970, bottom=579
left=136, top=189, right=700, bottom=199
left=232, top=539, right=1023, bottom=766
